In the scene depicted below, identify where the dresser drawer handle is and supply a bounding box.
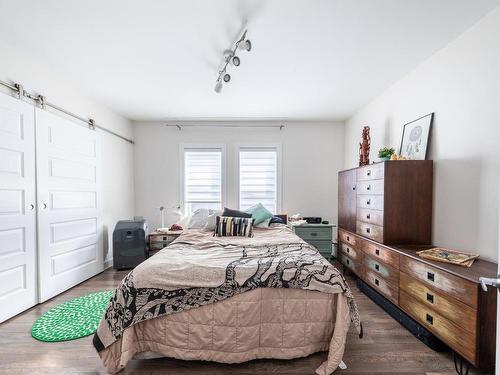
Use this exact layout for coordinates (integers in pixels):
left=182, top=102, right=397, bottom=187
left=374, top=278, right=380, bottom=286
left=366, top=199, right=371, bottom=205
left=427, top=272, right=435, bottom=282
left=346, top=247, right=350, bottom=253
left=346, top=259, right=350, bottom=265
left=367, top=184, right=371, bottom=191
left=375, top=249, right=380, bottom=256
left=426, top=293, right=434, bottom=304
left=310, top=232, right=317, bottom=236
left=366, top=227, right=371, bottom=234
left=375, top=263, right=380, bottom=271
left=346, top=235, right=350, bottom=241
left=162, top=237, right=167, bottom=241
left=367, top=170, right=371, bottom=176
left=366, top=213, right=371, bottom=219
left=426, top=313, right=433, bottom=325
left=352, top=185, right=356, bottom=191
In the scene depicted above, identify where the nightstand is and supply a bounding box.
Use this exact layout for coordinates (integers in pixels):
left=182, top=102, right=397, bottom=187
left=291, top=223, right=335, bottom=259
left=148, top=230, right=183, bottom=254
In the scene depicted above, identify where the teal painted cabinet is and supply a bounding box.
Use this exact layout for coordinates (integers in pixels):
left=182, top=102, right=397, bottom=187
left=292, top=224, right=334, bottom=259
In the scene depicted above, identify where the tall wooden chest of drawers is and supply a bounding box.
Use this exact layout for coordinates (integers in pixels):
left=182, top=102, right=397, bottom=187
left=341, top=160, right=433, bottom=244
left=338, top=161, right=497, bottom=372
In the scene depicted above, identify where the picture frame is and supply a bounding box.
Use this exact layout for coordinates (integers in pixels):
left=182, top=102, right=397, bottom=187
left=399, top=113, right=434, bottom=160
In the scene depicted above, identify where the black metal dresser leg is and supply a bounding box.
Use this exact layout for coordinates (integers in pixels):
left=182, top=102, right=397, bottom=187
left=453, top=352, right=470, bottom=375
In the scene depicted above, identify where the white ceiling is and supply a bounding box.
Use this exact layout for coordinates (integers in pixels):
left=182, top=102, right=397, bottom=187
left=0, top=0, right=499, bottom=121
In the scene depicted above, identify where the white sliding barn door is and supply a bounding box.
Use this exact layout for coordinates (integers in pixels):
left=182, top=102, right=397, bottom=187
left=0, top=93, right=37, bottom=322
left=35, top=109, right=103, bottom=302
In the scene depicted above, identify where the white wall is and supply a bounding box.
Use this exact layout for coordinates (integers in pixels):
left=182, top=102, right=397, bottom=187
left=344, top=6, right=500, bottom=261
left=0, top=41, right=135, bottom=266
left=133, top=121, right=345, bottom=231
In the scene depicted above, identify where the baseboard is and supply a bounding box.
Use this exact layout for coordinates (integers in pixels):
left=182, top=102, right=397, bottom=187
left=104, top=258, right=113, bottom=269
left=356, top=278, right=448, bottom=352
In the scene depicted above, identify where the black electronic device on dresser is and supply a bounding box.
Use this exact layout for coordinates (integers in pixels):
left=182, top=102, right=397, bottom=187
left=303, top=217, right=322, bottom=224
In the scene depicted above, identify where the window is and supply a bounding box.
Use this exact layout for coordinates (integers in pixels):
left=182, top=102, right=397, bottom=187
left=238, top=145, right=281, bottom=213
left=181, top=145, right=225, bottom=215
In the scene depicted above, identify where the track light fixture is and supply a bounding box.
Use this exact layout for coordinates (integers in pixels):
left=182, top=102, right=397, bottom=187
left=214, top=30, right=252, bottom=93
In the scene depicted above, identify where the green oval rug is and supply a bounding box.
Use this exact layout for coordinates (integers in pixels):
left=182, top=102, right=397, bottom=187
left=32, top=290, right=114, bottom=342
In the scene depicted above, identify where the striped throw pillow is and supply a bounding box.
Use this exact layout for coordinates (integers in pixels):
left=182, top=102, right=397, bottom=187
left=214, top=216, right=254, bottom=237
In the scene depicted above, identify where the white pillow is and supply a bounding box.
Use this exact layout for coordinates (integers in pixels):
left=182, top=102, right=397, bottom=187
left=178, top=213, right=191, bottom=228
left=205, top=210, right=223, bottom=231
left=255, top=218, right=272, bottom=228
left=188, top=208, right=212, bottom=229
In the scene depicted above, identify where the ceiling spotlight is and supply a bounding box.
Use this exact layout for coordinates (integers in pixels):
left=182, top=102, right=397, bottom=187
left=239, top=39, right=252, bottom=52
left=231, top=56, right=240, bottom=66
left=223, top=73, right=231, bottom=82
left=214, top=80, right=223, bottom=93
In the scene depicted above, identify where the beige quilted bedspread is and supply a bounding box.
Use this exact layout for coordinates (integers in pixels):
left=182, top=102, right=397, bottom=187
left=96, top=226, right=360, bottom=374
left=99, top=287, right=351, bottom=375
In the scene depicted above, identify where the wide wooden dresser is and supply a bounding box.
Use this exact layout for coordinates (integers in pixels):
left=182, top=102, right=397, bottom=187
left=338, top=161, right=497, bottom=372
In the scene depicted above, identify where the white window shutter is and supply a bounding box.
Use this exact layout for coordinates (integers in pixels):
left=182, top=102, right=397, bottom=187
left=184, top=149, right=222, bottom=214
left=239, top=148, right=278, bottom=213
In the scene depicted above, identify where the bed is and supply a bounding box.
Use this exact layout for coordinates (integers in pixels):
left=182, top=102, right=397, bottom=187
left=94, top=224, right=361, bottom=375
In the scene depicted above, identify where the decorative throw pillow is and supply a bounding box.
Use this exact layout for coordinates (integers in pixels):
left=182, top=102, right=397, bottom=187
left=269, top=216, right=285, bottom=225
left=255, top=218, right=272, bottom=228
left=204, top=209, right=223, bottom=231
left=214, top=216, right=254, bottom=237
left=245, top=203, right=273, bottom=225
left=222, top=207, right=252, bottom=218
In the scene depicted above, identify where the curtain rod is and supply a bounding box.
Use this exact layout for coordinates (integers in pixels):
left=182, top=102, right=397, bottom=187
left=165, top=124, right=285, bottom=130
left=0, top=78, right=134, bottom=144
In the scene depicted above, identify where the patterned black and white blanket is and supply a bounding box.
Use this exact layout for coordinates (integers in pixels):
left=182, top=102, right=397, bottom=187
left=93, top=226, right=361, bottom=352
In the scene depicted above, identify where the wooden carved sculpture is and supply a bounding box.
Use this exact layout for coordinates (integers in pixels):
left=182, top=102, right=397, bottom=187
left=359, top=126, right=370, bottom=166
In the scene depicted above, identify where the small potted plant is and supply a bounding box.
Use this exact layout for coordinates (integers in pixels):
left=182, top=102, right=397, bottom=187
left=378, top=147, right=395, bottom=161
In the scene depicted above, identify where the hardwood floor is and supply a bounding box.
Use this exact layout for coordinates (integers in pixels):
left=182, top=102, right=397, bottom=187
left=0, top=267, right=493, bottom=375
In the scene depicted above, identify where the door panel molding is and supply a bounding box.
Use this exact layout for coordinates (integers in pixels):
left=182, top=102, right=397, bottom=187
left=0, top=92, right=36, bottom=323
left=35, top=108, right=103, bottom=302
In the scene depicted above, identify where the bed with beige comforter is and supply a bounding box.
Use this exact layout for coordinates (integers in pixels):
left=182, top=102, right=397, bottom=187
left=94, top=226, right=361, bottom=374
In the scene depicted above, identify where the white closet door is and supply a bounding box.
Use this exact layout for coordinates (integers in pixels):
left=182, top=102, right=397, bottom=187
left=0, top=93, right=37, bottom=322
left=36, top=108, right=103, bottom=302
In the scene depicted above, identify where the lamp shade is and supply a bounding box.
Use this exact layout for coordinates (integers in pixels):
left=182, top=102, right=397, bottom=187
left=214, top=80, right=223, bottom=93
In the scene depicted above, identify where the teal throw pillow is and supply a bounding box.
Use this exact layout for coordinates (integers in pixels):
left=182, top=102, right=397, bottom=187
left=245, top=203, right=273, bottom=225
